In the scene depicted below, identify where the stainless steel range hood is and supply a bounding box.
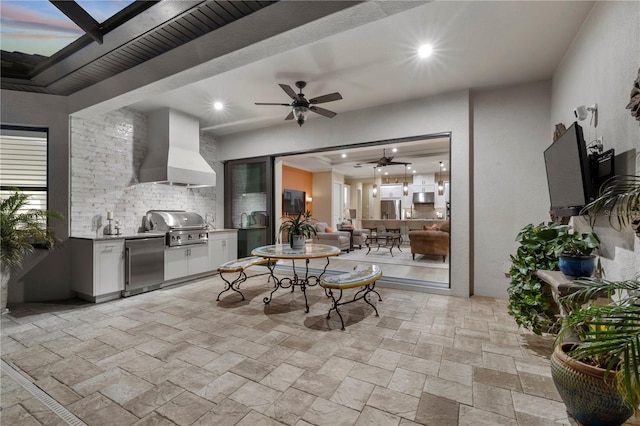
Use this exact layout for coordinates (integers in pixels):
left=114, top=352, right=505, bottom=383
left=139, top=108, right=216, bottom=188
left=413, top=192, right=435, bottom=204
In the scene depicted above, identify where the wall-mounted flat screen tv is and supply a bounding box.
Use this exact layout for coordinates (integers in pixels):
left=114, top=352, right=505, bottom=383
left=283, top=189, right=305, bottom=215
left=543, top=122, right=595, bottom=217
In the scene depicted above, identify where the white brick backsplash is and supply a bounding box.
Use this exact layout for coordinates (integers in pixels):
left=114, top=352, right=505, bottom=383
left=70, top=108, right=219, bottom=235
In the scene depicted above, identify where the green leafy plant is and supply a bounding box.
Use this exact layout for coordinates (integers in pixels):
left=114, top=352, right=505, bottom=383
left=557, top=277, right=640, bottom=416
left=278, top=213, right=316, bottom=245
left=508, top=223, right=601, bottom=334
left=554, top=227, right=600, bottom=257
left=507, top=222, right=566, bottom=334
left=1, top=189, right=63, bottom=270
left=582, top=174, right=640, bottom=234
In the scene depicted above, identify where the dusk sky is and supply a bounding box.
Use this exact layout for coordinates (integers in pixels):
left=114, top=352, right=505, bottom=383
left=1, top=0, right=135, bottom=57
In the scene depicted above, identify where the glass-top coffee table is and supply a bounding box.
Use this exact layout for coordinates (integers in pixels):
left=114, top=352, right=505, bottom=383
left=365, top=232, right=402, bottom=256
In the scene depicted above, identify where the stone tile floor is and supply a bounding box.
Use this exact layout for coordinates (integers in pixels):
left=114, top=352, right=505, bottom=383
left=1, top=270, right=638, bottom=425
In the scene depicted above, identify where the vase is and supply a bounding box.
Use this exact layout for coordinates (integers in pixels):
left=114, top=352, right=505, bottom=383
left=550, top=342, right=633, bottom=426
left=291, top=234, right=306, bottom=249
left=1, top=265, right=9, bottom=314
left=558, top=254, right=596, bottom=278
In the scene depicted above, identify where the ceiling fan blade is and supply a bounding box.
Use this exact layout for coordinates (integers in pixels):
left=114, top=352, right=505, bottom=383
left=255, top=102, right=291, bottom=106
left=388, top=161, right=411, bottom=166
left=279, top=84, right=298, bottom=100
left=285, top=111, right=294, bottom=120
left=309, top=105, right=337, bottom=118
left=309, top=92, right=342, bottom=104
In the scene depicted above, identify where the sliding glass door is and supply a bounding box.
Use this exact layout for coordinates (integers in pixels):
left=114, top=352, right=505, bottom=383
left=224, top=157, right=274, bottom=258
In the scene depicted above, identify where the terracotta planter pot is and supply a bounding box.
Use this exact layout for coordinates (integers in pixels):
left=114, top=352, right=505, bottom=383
left=551, top=342, right=633, bottom=426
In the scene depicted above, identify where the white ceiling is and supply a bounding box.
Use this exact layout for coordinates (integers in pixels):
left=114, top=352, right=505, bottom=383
left=126, top=1, right=594, bottom=177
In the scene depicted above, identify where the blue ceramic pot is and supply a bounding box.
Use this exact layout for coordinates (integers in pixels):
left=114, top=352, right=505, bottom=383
left=558, top=254, right=596, bottom=278
left=551, top=343, right=633, bottom=426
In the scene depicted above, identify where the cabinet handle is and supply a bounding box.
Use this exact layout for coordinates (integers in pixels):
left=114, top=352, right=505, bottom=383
left=125, top=247, right=131, bottom=285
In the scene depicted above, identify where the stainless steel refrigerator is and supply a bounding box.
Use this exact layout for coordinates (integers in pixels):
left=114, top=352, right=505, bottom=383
left=380, top=199, right=401, bottom=220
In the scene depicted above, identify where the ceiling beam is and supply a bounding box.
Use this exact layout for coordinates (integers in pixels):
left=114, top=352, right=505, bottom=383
left=50, top=0, right=103, bottom=44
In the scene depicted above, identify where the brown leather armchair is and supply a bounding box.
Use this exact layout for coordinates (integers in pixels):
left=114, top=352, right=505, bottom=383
left=408, top=221, right=450, bottom=261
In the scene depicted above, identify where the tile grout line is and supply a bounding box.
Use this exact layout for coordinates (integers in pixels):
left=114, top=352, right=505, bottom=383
left=1, top=359, right=87, bottom=426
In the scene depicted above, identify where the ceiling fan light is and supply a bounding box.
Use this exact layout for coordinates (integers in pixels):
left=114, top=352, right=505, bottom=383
left=293, top=106, right=309, bottom=126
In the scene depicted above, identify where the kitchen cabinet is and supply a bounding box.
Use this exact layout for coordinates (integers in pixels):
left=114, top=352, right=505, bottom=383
left=380, top=184, right=403, bottom=199
left=164, top=244, right=210, bottom=281
left=71, top=238, right=124, bottom=303
left=209, top=230, right=238, bottom=270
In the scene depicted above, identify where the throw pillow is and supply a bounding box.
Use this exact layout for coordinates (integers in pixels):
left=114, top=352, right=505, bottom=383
left=325, top=227, right=333, bottom=233
left=423, top=224, right=439, bottom=230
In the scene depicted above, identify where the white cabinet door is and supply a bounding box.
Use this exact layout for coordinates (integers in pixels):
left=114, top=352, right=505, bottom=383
left=188, top=244, right=210, bottom=276
left=209, top=231, right=239, bottom=270
left=94, top=240, right=124, bottom=295
left=209, top=235, right=224, bottom=271
left=224, top=236, right=238, bottom=264
left=165, top=246, right=189, bottom=281
left=381, top=185, right=402, bottom=199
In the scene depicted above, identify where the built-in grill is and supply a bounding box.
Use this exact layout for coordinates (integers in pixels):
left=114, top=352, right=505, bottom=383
left=145, top=210, right=208, bottom=246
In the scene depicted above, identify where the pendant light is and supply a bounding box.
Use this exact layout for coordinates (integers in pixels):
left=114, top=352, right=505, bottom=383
left=403, top=164, right=409, bottom=196
left=372, top=166, right=378, bottom=198
left=438, top=161, right=445, bottom=196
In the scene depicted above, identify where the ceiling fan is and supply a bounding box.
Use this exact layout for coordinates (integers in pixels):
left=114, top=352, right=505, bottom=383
left=255, top=81, right=343, bottom=127
left=364, top=148, right=412, bottom=167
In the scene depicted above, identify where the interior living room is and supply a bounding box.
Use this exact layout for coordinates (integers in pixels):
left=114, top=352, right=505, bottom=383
left=1, top=1, right=639, bottom=425
left=273, top=137, right=452, bottom=288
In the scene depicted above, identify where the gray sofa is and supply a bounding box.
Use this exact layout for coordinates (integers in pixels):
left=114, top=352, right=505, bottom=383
left=312, top=222, right=350, bottom=252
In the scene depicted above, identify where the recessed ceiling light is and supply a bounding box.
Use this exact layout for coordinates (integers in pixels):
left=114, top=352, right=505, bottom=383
left=341, top=153, right=347, bottom=158
left=407, top=165, right=411, bottom=170
left=213, top=101, right=224, bottom=110
left=412, top=170, right=416, bottom=174
left=377, top=167, right=382, bottom=172
left=418, top=43, right=433, bottom=58
left=384, top=172, right=388, bottom=175
left=392, top=148, right=398, bottom=153
left=443, top=167, right=447, bottom=171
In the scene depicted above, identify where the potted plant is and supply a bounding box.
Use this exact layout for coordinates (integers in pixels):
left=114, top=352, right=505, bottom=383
left=0, top=190, right=63, bottom=313
left=279, top=212, right=316, bottom=249
left=582, top=174, right=640, bottom=237
left=507, top=222, right=566, bottom=335
left=554, top=227, right=600, bottom=278
left=552, top=277, right=639, bottom=425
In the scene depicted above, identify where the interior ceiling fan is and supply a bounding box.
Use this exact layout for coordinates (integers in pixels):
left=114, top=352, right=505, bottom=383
left=364, top=148, right=412, bottom=167
left=255, top=81, right=343, bottom=127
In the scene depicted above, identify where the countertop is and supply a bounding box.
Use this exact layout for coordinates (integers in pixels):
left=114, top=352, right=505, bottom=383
left=71, top=228, right=237, bottom=241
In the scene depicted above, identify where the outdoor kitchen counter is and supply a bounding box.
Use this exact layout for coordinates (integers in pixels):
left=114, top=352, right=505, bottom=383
left=71, top=228, right=237, bottom=241
left=70, top=231, right=166, bottom=241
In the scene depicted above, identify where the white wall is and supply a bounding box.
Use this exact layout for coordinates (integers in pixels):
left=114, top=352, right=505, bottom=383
left=70, top=108, right=218, bottom=236
left=219, top=89, right=473, bottom=297
left=473, top=81, right=552, bottom=298
left=551, top=1, right=640, bottom=280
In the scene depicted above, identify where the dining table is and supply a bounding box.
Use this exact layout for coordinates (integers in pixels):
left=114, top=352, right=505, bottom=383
left=251, top=243, right=341, bottom=312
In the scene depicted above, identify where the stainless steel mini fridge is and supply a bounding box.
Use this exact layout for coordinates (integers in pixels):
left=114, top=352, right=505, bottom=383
left=124, top=237, right=165, bottom=296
